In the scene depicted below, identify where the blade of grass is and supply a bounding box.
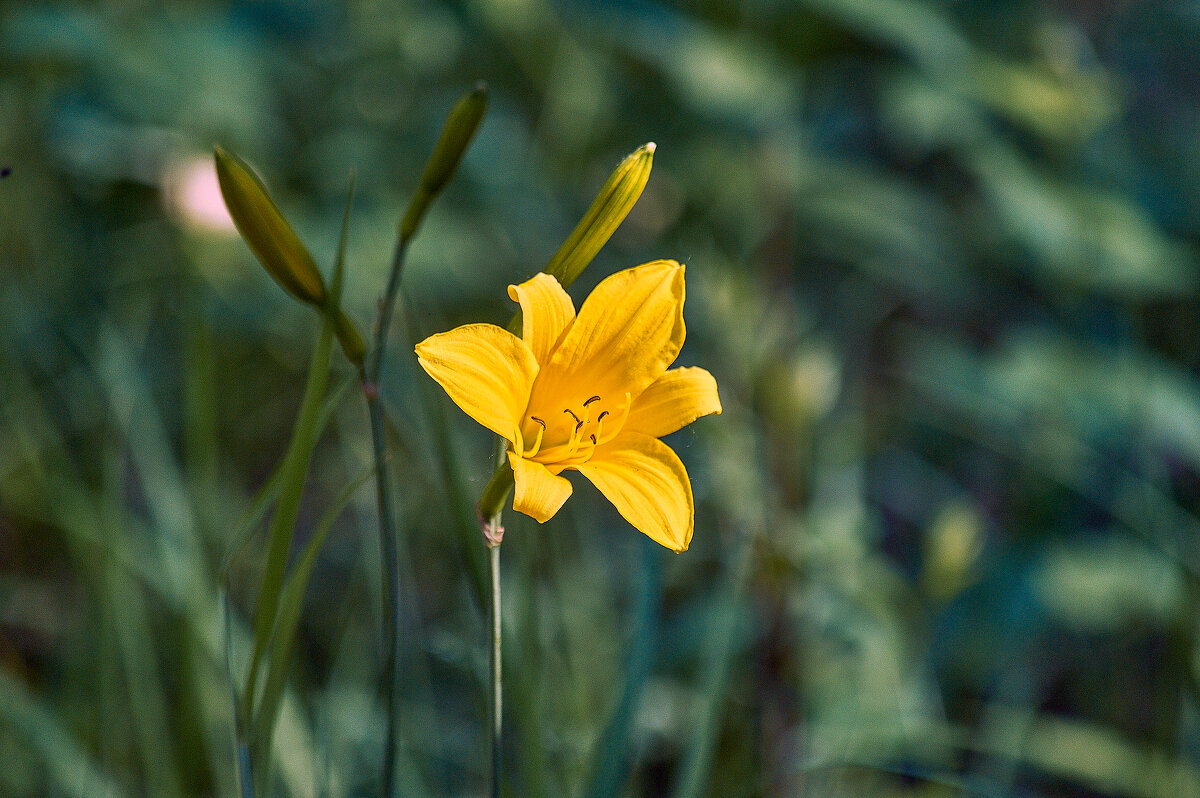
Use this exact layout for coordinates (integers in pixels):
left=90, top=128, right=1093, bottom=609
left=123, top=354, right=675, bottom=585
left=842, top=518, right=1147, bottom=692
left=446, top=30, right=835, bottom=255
left=583, top=536, right=662, bottom=798
left=672, top=530, right=755, bottom=798
left=224, top=591, right=255, bottom=798
left=244, top=175, right=355, bottom=795
left=97, top=513, right=185, bottom=798
left=0, top=669, right=127, bottom=798
left=243, top=308, right=338, bottom=721
left=251, top=464, right=375, bottom=760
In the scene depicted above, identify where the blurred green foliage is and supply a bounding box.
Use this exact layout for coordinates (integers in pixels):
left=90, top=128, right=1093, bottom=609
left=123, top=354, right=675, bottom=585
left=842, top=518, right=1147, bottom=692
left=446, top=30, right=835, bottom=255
left=4, top=0, right=1200, bottom=795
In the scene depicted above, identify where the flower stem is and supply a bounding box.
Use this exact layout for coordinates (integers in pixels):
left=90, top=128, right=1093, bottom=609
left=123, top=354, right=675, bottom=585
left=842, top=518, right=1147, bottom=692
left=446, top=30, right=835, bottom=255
left=478, top=459, right=514, bottom=538
left=488, top=541, right=503, bottom=798
left=367, top=85, right=487, bottom=793
left=477, top=458, right=511, bottom=797
left=363, top=232, right=410, bottom=798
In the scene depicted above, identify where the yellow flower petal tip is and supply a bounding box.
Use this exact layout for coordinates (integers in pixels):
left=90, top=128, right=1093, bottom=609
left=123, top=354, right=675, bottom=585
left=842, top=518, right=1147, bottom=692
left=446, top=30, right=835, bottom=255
left=417, top=262, right=720, bottom=551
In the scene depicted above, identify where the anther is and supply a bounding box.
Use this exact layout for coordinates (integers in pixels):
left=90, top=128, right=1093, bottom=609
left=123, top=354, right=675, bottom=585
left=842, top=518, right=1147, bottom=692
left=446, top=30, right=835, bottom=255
left=530, top=416, right=546, bottom=429
left=584, top=396, right=601, bottom=406
left=564, top=408, right=581, bottom=425
left=596, top=410, right=609, bottom=423
left=589, top=434, right=597, bottom=445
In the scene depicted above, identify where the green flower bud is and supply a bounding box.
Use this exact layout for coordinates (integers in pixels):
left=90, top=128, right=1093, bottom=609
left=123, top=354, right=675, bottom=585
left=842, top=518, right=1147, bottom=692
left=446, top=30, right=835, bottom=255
left=214, top=146, right=328, bottom=307
left=400, top=83, right=488, bottom=241
left=544, top=142, right=655, bottom=289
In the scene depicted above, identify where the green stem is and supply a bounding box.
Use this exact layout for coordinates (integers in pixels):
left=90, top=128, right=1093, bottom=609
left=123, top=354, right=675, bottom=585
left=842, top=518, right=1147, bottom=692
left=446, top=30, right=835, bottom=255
left=488, top=542, right=503, bottom=798
left=477, top=458, right=511, bottom=797
left=364, top=233, right=409, bottom=797
left=478, top=459, right=514, bottom=538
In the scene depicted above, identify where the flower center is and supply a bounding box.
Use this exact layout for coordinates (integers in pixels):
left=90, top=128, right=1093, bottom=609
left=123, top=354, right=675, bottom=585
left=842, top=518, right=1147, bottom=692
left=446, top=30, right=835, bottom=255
left=512, top=392, right=631, bottom=466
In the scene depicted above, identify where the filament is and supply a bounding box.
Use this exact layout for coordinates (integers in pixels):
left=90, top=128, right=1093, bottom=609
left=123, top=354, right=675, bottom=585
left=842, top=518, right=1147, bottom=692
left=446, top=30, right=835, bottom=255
left=596, top=393, right=631, bottom=446
left=524, top=417, right=547, bottom=457
left=512, top=423, right=526, bottom=457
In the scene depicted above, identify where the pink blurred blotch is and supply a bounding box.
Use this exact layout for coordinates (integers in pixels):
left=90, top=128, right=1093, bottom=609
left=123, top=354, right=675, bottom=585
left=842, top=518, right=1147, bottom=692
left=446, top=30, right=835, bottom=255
left=164, top=155, right=237, bottom=234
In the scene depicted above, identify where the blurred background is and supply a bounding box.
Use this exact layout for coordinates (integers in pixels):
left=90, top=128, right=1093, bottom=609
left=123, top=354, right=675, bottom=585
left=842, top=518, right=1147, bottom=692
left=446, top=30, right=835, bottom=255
left=4, top=0, right=1200, bottom=795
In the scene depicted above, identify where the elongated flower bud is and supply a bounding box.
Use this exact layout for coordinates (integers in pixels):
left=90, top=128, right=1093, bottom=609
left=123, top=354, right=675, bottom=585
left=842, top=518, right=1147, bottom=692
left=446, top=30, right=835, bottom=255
left=214, top=146, right=328, bottom=307
left=544, top=142, right=655, bottom=289
left=400, top=83, right=488, bottom=241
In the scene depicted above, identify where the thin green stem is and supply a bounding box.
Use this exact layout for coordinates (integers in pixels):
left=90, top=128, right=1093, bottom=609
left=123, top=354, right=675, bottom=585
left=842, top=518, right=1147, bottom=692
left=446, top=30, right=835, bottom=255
left=363, top=233, right=409, bottom=798
left=488, top=542, right=503, bottom=798
left=476, top=439, right=513, bottom=798
left=359, top=83, right=485, bottom=795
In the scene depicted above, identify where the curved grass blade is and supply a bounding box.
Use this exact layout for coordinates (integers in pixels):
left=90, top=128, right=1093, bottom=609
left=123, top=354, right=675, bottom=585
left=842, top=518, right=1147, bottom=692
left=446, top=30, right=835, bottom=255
left=218, top=374, right=355, bottom=585
left=583, top=537, right=662, bottom=798
left=251, top=463, right=375, bottom=763
left=242, top=254, right=337, bottom=721
left=0, top=669, right=127, bottom=798
left=672, top=533, right=754, bottom=798
left=243, top=175, right=356, bottom=793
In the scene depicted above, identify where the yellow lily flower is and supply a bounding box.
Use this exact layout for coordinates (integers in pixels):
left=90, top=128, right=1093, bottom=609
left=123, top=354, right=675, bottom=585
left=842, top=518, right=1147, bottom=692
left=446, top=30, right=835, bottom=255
left=416, top=260, right=721, bottom=552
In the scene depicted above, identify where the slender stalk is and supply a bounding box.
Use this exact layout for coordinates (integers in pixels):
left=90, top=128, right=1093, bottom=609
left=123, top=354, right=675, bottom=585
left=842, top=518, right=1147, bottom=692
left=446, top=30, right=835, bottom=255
left=366, top=82, right=487, bottom=791
left=477, top=460, right=512, bottom=797
left=357, top=83, right=486, bottom=795
left=488, top=542, right=503, bottom=798
left=362, top=233, right=410, bottom=797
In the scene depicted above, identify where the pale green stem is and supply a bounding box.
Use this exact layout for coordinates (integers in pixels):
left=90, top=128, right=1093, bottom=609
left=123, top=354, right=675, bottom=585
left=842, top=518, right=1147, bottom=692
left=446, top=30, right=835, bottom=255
left=478, top=458, right=514, bottom=538
left=488, top=543, right=503, bottom=798
left=477, top=458, right=512, bottom=797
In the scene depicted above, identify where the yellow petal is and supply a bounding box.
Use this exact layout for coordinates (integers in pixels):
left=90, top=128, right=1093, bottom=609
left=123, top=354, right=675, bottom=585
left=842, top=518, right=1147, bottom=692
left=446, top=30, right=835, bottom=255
left=415, top=324, right=538, bottom=441
left=507, top=273, right=576, bottom=363
left=576, top=432, right=694, bottom=552
left=509, top=452, right=573, bottom=523
left=532, top=260, right=685, bottom=409
left=626, top=367, right=722, bottom=439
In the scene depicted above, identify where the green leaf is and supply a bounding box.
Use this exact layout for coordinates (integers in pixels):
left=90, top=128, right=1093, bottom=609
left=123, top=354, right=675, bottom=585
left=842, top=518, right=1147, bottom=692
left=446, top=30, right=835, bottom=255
left=251, top=464, right=375, bottom=761
left=0, top=669, right=126, bottom=798
left=250, top=178, right=365, bottom=757
left=243, top=267, right=337, bottom=724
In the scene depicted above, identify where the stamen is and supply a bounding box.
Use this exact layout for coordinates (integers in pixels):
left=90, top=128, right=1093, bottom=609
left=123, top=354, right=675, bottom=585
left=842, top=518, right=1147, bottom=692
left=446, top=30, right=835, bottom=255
left=597, top=410, right=609, bottom=423
left=596, top=392, right=632, bottom=445
left=564, top=408, right=581, bottom=425
left=566, top=420, right=584, bottom=457
left=584, top=396, right=601, bottom=406
left=525, top=418, right=546, bottom=458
